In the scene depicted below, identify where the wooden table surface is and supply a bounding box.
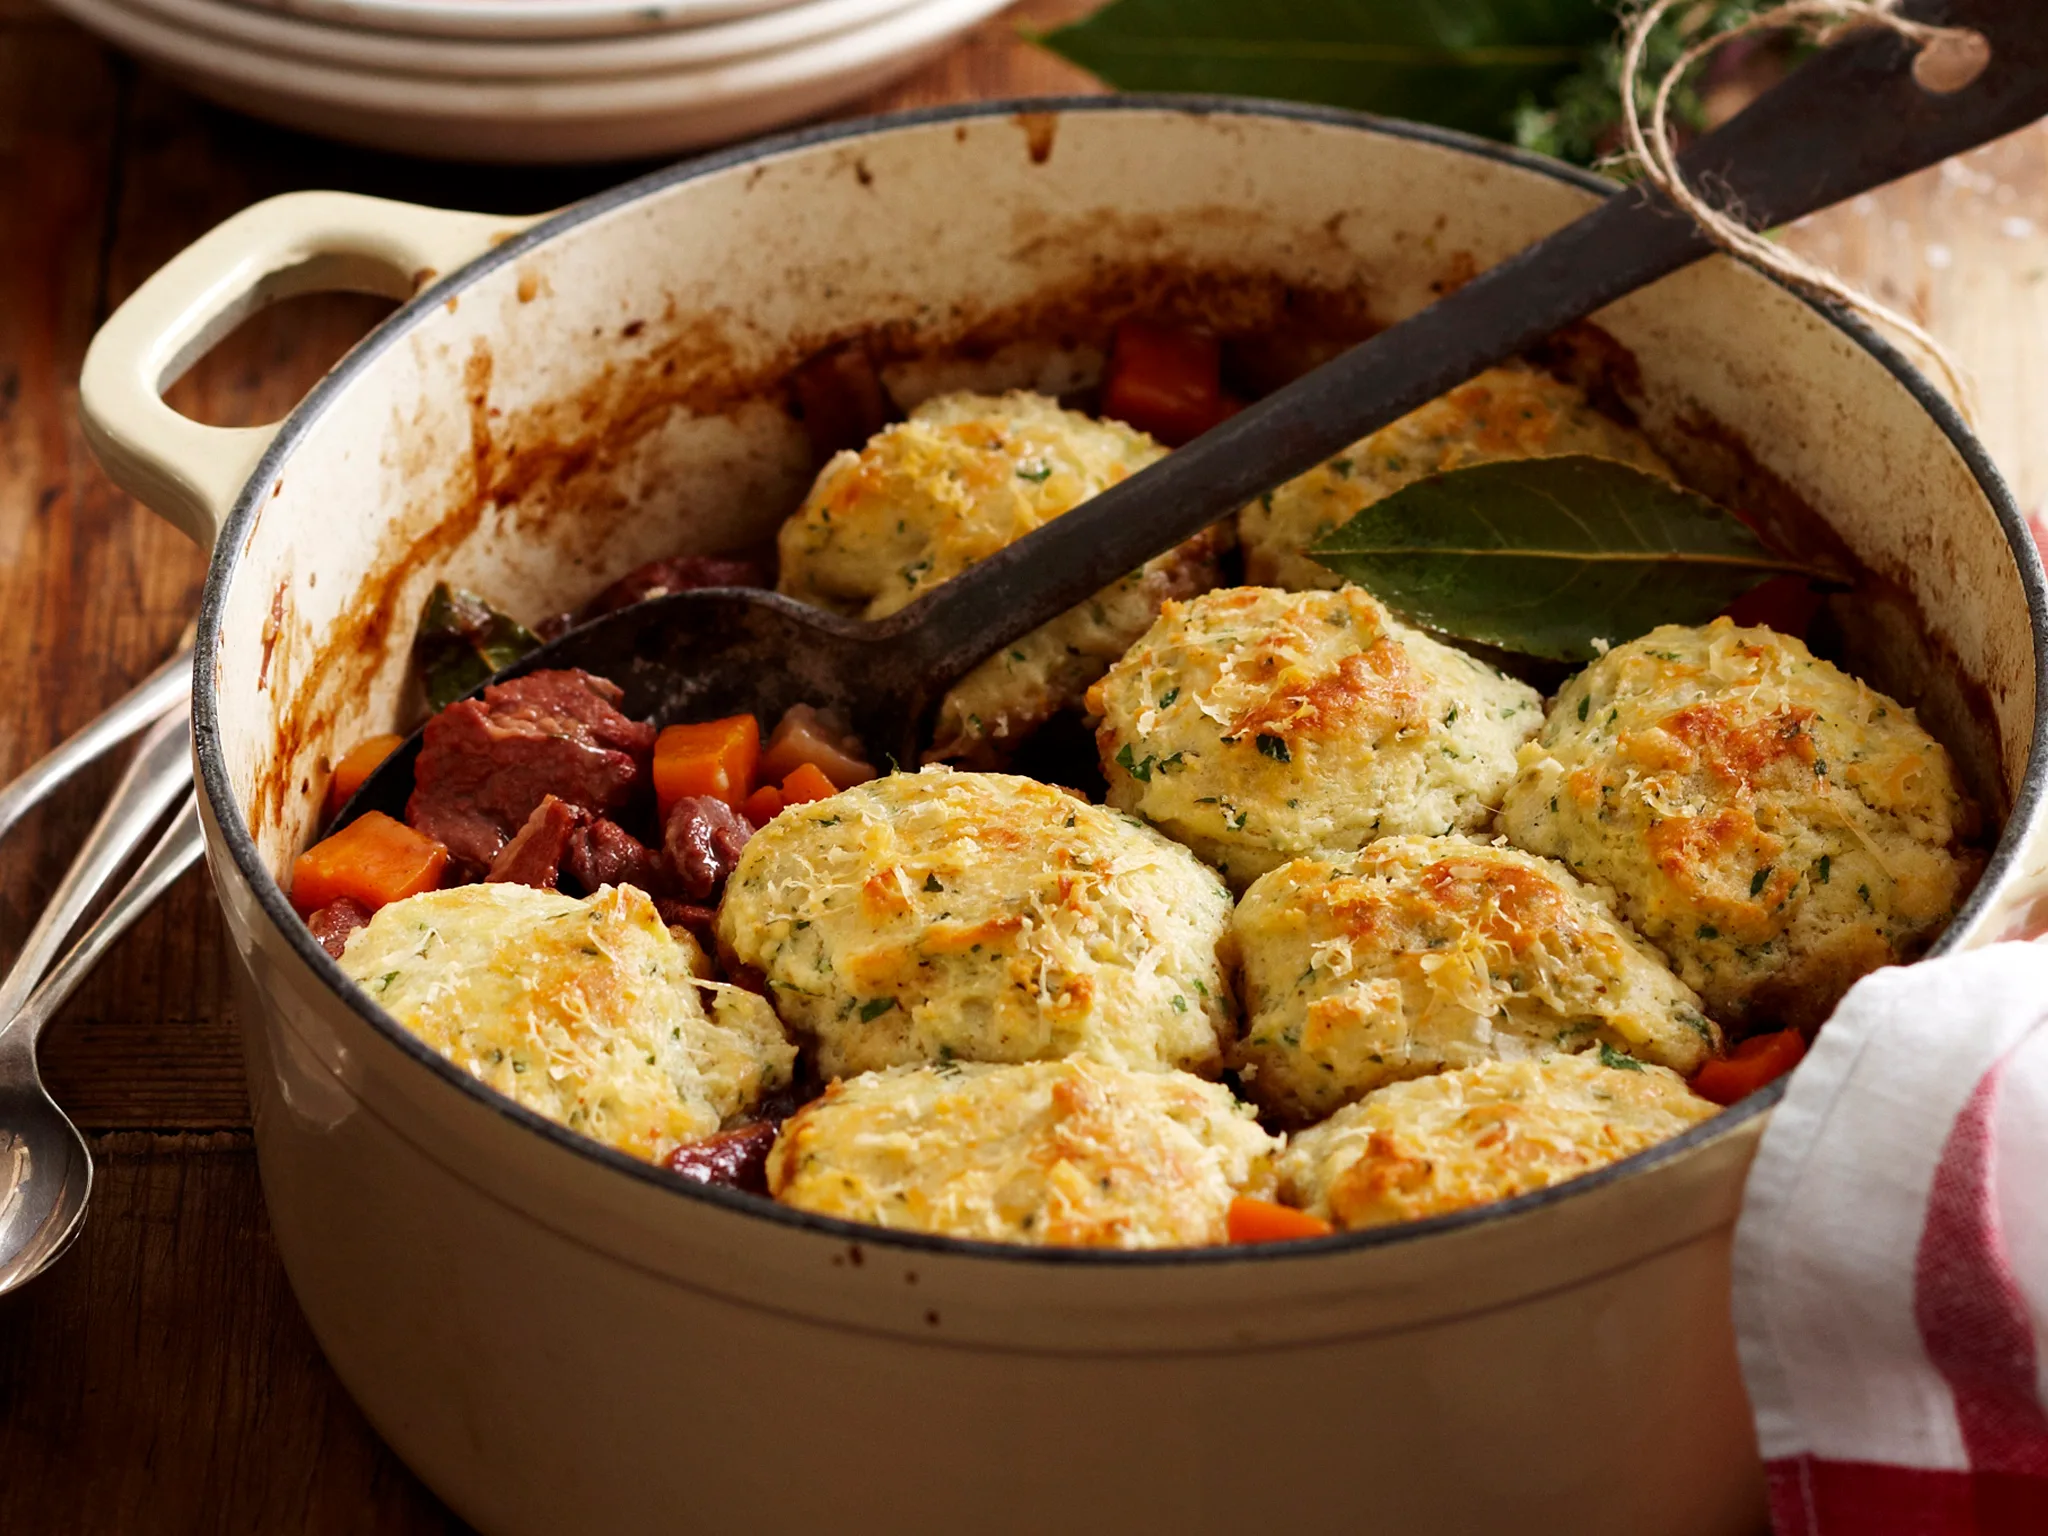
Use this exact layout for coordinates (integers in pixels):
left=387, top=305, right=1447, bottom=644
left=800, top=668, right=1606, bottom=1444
left=1, top=5, right=2045, bottom=1528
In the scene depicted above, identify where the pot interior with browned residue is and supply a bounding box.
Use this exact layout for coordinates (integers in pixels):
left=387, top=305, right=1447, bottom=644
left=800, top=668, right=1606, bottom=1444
left=200, top=103, right=2038, bottom=1247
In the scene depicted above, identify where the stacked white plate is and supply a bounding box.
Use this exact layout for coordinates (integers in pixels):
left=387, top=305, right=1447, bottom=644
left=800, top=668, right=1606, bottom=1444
left=45, top=0, right=1016, bottom=161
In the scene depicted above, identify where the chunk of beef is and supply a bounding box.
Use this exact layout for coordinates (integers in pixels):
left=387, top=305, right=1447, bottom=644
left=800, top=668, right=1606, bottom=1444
left=582, top=555, right=768, bottom=620
left=486, top=795, right=590, bottom=890
left=664, top=1121, right=779, bottom=1195
left=307, top=897, right=373, bottom=960
left=664, top=795, right=753, bottom=902
left=407, top=669, right=656, bottom=869
left=653, top=898, right=718, bottom=947
left=565, top=818, right=667, bottom=897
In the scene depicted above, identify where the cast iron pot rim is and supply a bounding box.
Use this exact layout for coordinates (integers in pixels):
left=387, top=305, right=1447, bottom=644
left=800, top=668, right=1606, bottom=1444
left=192, top=92, right=2048, bottom=1270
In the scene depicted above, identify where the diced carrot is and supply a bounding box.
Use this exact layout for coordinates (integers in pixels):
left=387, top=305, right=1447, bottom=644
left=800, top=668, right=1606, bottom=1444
left=291, top=811, right=448, bottom=917
left=1226, top=1195, right=1334, bottom=1245
left=325, top=733, right=404, bottom=820
left=653, top=714, right=761, bottom=816
left=779, top=762, right=838, bottom=806
left=1691, top=1028, right=1808, bottom=1106
left=758, top=703, right=874, bottom=789
left=1101, top=319, right=1244, bottom=447
left=740, top=784, right=785, bottom=826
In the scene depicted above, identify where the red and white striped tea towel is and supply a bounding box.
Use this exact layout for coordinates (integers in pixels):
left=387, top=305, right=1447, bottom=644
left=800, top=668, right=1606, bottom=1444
left=1733, top=940, right=2048, bottom=1534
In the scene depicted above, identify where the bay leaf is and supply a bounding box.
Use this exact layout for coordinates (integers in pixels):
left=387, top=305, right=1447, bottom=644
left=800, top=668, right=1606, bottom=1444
left=416, top=582, right=541, bottom=711
left=1306, top=455, right=1828, bottom=661
left=1036, top=0, right=1615, bottom=141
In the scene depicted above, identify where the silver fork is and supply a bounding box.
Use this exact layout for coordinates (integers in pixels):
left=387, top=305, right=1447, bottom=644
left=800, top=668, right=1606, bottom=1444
left=0, top=698, right=196, bottom=1022
left=0, top=646, right=192, bottom=845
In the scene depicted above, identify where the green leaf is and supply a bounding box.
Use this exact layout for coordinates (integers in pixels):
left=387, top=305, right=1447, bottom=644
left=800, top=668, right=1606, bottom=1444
left=1307, top=456, right=1826, bottom=662
left=415, top=583, right=541, bottom=711
left=1036, top=0, right=1615, bottom=141
left=1513, top=1, right=1781, bottom=165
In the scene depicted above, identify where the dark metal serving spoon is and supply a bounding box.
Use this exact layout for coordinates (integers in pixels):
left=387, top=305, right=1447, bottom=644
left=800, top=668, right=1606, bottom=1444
left=348, top=0, right=2048, bottom=820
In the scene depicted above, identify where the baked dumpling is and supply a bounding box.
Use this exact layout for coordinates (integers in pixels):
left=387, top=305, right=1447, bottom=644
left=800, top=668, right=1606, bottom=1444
left=1088, top=586, right=1542, bottom=890
left=776, top=389, right=1223, bottom=765
left=717, top=767, right=1235, bottom=1079
left=1232, top=836, right=1717, bottom=1124
left=339, top=883, right=795, bottom=1161
left=1278, top=1053, right=1718, bottom=1229
left=1499, top=618, right=1979, bottom=1030
left=768, top=1059, right=1279, bottom=1248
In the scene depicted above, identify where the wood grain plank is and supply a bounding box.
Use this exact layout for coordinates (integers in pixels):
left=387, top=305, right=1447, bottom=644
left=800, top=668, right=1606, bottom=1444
left=37, top=997, right=252, bottom=1129
left=0, top=1136, right=466, bottom=1534
left=0, top=25, right=129, bottom=790
left=1785, top=123, right=2048, bottom=519
left=0, top=0, right=65, bottom=25
left=0, top=15, right=242, bottom=1123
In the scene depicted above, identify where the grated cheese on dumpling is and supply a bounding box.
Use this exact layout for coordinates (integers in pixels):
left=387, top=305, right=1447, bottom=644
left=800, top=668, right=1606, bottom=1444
left=340, top=883, right=794, bottom=1161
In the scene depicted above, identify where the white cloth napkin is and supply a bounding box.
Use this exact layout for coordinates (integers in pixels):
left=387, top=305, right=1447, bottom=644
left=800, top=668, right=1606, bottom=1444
left=1733, top=941, right=2048, bottom=1534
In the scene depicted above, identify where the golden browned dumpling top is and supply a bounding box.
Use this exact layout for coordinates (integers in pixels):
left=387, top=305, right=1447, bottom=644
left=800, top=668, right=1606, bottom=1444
left=1232, top=836, right=1717, bottom=1125
left=1278, top=1053, right=1717, bottom=1230
left=1238, top=363, right=1671, bottom=592
left=1088, top=586, right=1542, bottom=890
left=716, top=768, right=1235, bottom=1081
left=1499, top=618, right=1980, bottom=1030
left=776, top=389, right=1221, bottom=764
left=339, top=883, right=795, bottom=1162
left=768, top=1059, right=1279, bottom=1248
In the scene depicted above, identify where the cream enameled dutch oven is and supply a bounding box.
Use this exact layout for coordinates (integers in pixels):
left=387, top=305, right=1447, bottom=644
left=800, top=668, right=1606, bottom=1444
left=77, top=98, right=2048, bottom=1536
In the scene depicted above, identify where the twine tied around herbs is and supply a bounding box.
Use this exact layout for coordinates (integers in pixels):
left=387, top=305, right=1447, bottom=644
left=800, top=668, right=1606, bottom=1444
left=1616, top=0, right=1992, bottom=416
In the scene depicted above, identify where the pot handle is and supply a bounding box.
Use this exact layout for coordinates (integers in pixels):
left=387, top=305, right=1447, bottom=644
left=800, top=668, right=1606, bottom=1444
left=79, top=191, right=536, bottom=548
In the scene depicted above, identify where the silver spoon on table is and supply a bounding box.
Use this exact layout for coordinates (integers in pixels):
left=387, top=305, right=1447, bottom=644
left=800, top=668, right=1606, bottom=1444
left=334, top=0, right=2048, bottom=818
left=0, top=712, right=202, bottom=1295
left=0, top=799, right=204, bottom=1291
